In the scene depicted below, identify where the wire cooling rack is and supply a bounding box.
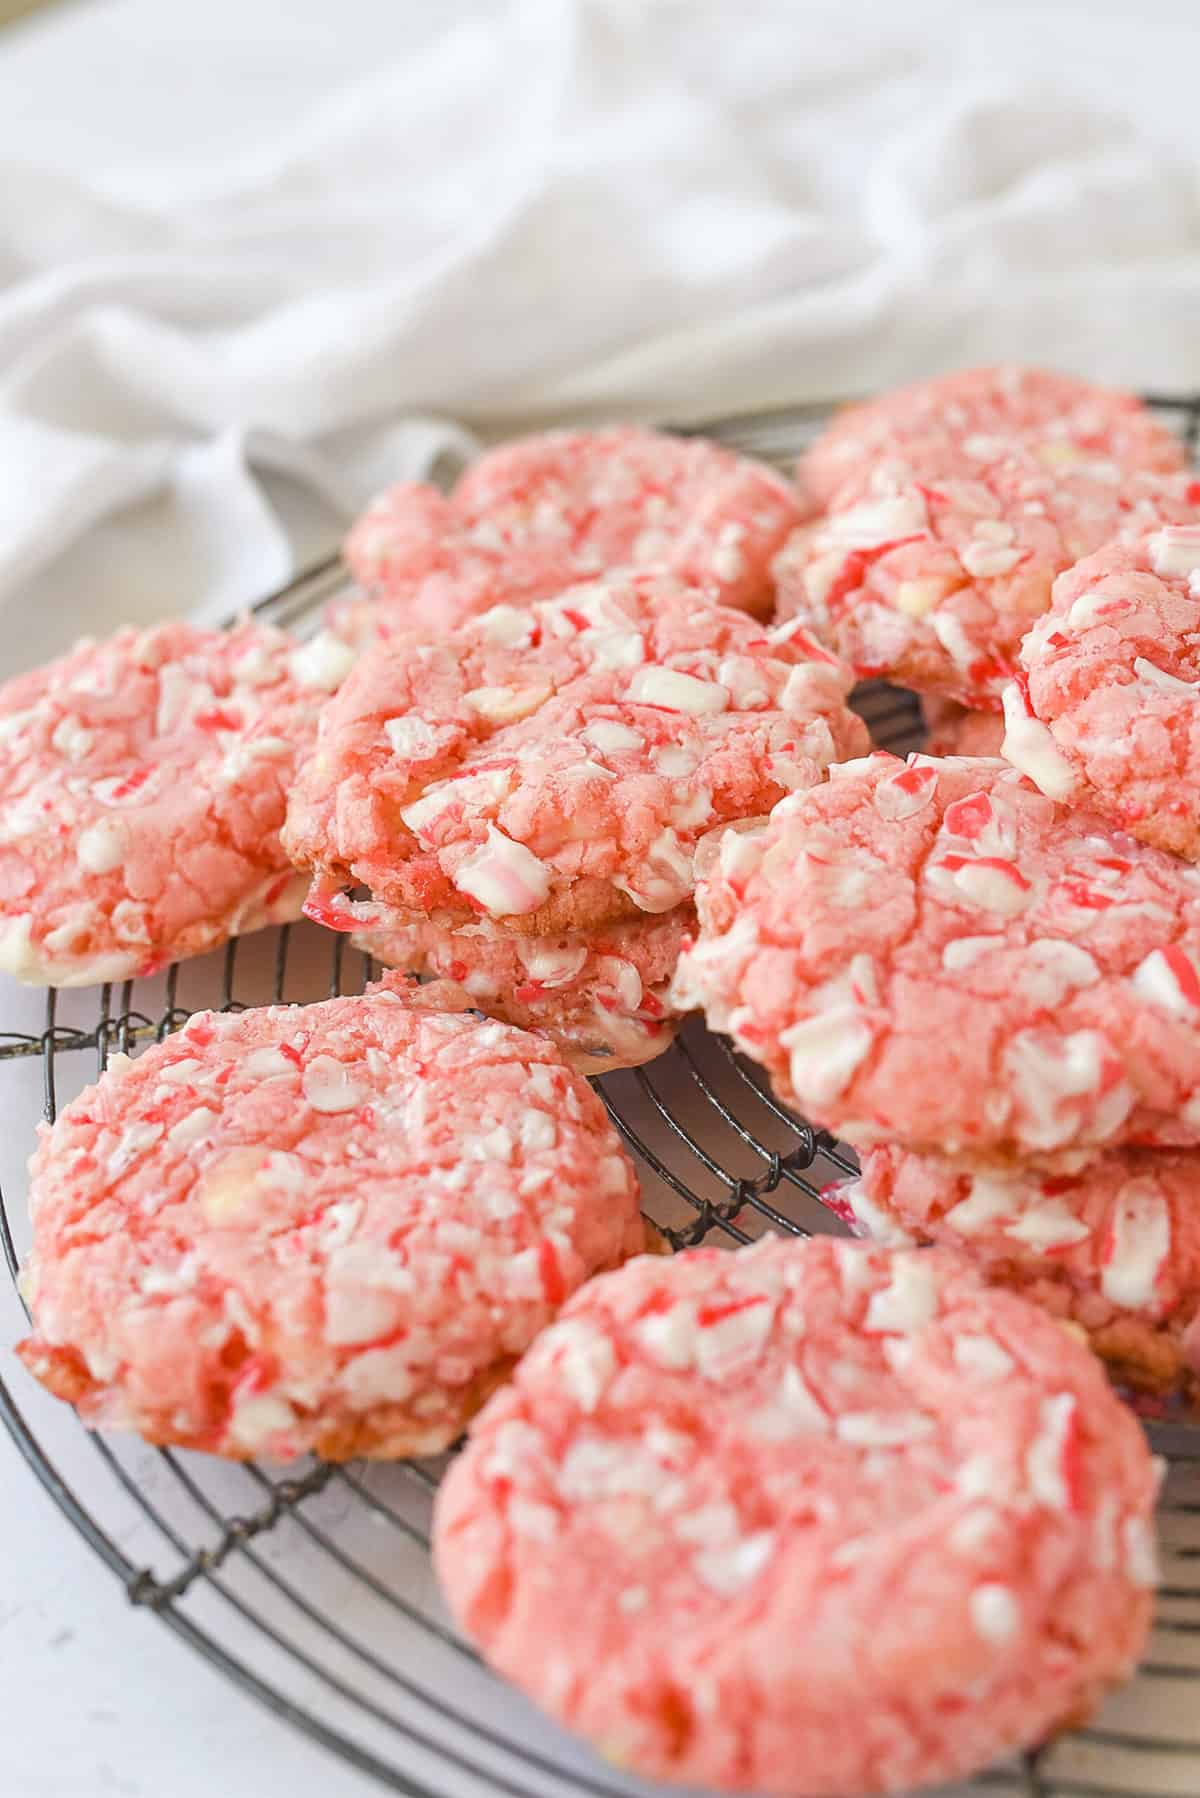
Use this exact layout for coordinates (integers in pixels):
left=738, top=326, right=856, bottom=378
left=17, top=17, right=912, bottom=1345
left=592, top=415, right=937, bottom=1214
left=5, top=397, right=1200, bottom=1798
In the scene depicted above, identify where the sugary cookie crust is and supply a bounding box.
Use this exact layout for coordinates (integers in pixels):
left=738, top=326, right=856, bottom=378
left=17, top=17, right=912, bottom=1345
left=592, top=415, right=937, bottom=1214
left=343, top=426, right=801, bottom=629
left=18, top=993, right=645, bottom=1459
left=435, top=1235, right=1158, bottom=1797
left=285, top=571, right=868, bottom=934
left=835, top=1143, right=1200, bottom=1395
left=673, top=752, right=1200, bottom=1164
left=0, top=619, right=357, bottom=985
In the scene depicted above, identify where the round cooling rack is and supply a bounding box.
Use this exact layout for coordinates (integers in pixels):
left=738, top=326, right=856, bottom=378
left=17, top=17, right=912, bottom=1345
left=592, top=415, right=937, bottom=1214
left=4, top=398, right=1200, bottom=1798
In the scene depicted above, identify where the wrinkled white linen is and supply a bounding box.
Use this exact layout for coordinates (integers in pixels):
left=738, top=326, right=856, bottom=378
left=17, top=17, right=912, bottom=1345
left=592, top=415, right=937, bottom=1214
left=1, top=0, right=1199, bottom=671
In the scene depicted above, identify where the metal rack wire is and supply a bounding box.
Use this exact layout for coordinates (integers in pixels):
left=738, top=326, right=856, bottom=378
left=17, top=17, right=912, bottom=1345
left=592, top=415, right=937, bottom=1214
left=3, top=397, right=1200, bottom=1798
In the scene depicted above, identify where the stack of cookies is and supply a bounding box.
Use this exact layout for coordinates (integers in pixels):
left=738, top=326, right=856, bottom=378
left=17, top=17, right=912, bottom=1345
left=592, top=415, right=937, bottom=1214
left=677, top=368, right=1200, bottom=1404
left=0, top=396, right=1183, bottom=1798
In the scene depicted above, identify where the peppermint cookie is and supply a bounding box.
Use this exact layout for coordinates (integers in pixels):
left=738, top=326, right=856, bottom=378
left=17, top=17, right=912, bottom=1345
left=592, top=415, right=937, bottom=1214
left=673, top=752, right=1200, bottom=1164
left=434, top=1235, right=1158, bottom=1797
left=1009, top=525, right=1200, bottom=860
left=344, top=426, right=800, bottom=627
left=17, top=993, right=645, bottom=1459
left=921, top=696, right=1005, bottom=759
left=286, top=572, right=867, bottom=936
left=351, top=907, right=691, bottom=1073
left=799, top=366, right=1185, bottom=511
left=774, top=450, right=1200, bottom=707
left=0, top=620, right=357, bottom=986
left=834, top=1145, right=1200, bottom=1396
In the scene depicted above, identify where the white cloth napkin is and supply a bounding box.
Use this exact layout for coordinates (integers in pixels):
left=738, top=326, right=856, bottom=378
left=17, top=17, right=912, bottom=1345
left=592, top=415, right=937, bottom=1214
left=1, top=0, right=1200, bottom=675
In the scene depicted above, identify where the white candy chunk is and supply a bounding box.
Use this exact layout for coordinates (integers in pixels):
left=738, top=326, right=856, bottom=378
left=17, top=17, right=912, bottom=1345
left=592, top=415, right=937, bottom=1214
left=231, top=643, right=278, bottom=686
left=1026, top=1393, right=1076, bottom=1511
left=166, top=1106, right=217, bottom=1149
left=692, top=1532, right=775, bottom=1595
left=1067, top=588, right=1122, bottom=630
left=302, top=1054, right=366, bottom=1114
left=970, top=1584, right=1021, bottom=1645
left=384, top=715, right=448, bottom=758
left=588, top=630, right=646, bottom=670
left=1101, top=1179, right=1170, bottom=1311
left=476, top=605, right=537, bottom=648
left=960, top=541, right=1022, bottom=578
left=840, top=1179, right=916, bottom=1249
left=1036, top=440, right=1083, bottom=469
left=156, top=1057, right=204, bottom=1086
left=927, top=856, right=1031, bottom=916
left=675, top=1501, right=740, bottom=1547
left=552, top=1323, right=616, bottom=1413
left=196, top=1146, right=267, bottom=1223
left=893, top=577, right=952, bottom=618
left=863, top=1255, right=937, bottom=1335
left=452, top=827, right=552, bottom=917
left=1124, top=1516, right=1160, bottom=1588
left=947, top=1172, right=1019, bottom=1235
left=1004, top=1199, right=1091, bottom=1251
left=1021, top=940, right=1101, bottom=1008
left=616, top=827, right=695, bottom=913
left=595, top=955, right=642, bottom=1011
left=508, top=1498, right=561, bottom=1542
left=953, top=1334, right=1016, bottom=1381
left=516, top=939, right=588, bottom=987
left=836, top=1411, right=935, bottom=1448
left=1136, top=661, right=1195, bottom=710
left=780, top=1006, right=874, bottom=1108
left=929, top=612, right=978, bottom=671
left=1149, top=524, right=1200, bottom=578
left=106, top=1120, right=165, bottom=1177
left=51, top=716, right=94, bottom=761
left=583, top=719, right=643, bottom=753
left=229, top=1394, right=297, bottom=1451
left=874, top=764, right=937, bottom=822
left=696, top=1297, right=775, bottom=1377
left=1132, top=946, right=1200, bottom=1017
left=626, top=666, right=729, bottom=714
left=823, top=492, right=927, bottom=549
left=638, top=1303, right=699, bottom=1369
left=1000, top=682, right=1078, bottom=801
left=324, top=1281, right=409, bottom=1347
left=963, top=434, right=1009, bottom=461
left=76, top=818, right=125, bottom=874
left=749, top=1363, right=831, bottom=1439
left=154, top=663, right=200, bottom=735
left=290, top=630, right=357, bottom=691
left=463, top=682, right=552, bottom=723
left=942, top=934, right=1006, bottom=972
left=1004, top=1029, right=1113, bottom=1151
left=243, top=1046, right=301, bottom=1078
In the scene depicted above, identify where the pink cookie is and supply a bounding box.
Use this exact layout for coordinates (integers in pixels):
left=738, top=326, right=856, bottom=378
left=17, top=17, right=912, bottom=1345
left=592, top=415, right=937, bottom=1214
left=343, top=426, right=801, bottom=628
left=349, top=906, right=691, bottom=1073
left=1008, top=525, right=1200, bottom=861
left=17, top=992, right=646, bottom=1459
left=799, top=367, right=1185, bottom=511
left=834, top=1145, right=1200, bottom=1396
left=434, top=1235, right=1158, bottom=1797
left=673, top=752, right=1200, bottom=1165
left=775, top=447, right=1200, bottom=707
left=285, top=571, right=868, bottom=936
left=920, top=696, right=1006, bottom=759
left=0, top=620, right=358, bottom=986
